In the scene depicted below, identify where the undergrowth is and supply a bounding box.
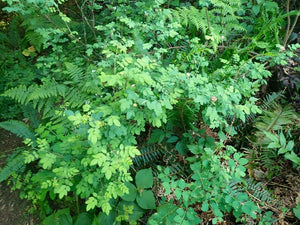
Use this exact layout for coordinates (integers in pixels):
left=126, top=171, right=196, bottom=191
left=0, top=0, right=299, bottom=224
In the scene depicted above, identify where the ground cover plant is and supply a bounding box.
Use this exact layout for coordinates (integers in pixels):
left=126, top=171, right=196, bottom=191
left=0, top=0, right=299, bottom=224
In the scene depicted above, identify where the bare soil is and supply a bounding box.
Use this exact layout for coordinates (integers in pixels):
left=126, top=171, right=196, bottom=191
left=0, top=128, right=35, bottom=225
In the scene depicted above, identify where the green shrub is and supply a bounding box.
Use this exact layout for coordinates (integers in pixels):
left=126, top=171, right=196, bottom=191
left=0, top=0, right=299, bottom=224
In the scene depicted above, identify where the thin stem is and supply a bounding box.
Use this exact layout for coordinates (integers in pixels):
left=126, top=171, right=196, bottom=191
left=283, top=0, right=300, bottom=47
left=205, top=7, right=212, bottom=35
left=283, top=0, right=291, bottom=47
left=284, top=13, right=299, bottom=47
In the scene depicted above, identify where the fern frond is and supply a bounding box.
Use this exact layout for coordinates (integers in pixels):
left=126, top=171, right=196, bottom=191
left=246, top=179, right=274, bottom=203
left=42, top=98, right=57, bottom=119
left=65, top=62, right=84, bottom=81
left=0, top=151, right=25, bottom=183
left=64, top=88, right=87, bottom=108
left=172, top=6, right=207, bottom=33
left=233, top=92, right=285, bottom=131
left=260, top=148, right=277, bottom=170
left=152, top=164, right=189, bottom=179
left=167, top=163, right=189, bottom=178
left=2, top=85, right=29, bottom=104
left=133, top=145, right=164, bottom=168
left=24, top=31, right=44, bottom=52
left=255, top=104, right=298, bottom=132
left=259, top=92, right=283, bottom=110
left=23, top=104, right=40, bottom=129
left=0, top=120, right=35, bottom=140
left=27, top=81, right=67, bottom=102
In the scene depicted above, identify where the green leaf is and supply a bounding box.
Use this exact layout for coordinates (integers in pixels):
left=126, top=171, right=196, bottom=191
left=175, top=141, right=188, bottom=155
left=242, top=201, right=257, bottom=219
left=278, top=147, right=288, bottom=155
left=55, top=184, right=70, bottom=199
left=228, top=159, right=236, bottom=170
left=135, top=168, right=153, bottom=189
left=0, top=120, right=35, bottom=140
left=252, top=5, right=260, bottom=15
left=212, top=218, right=218, bottom=224
left=286, top=140, right=294, bottom=151
left=267, top=142, right=281, bottom=149
left=210, top=202, right=223, bottom=217
left=188, top=145, right=202, bottom=154
left=148, top=203, right=177, bottom=224
left=74, top=213, right=91, bottom=225
left=233, top=153, right=242, bottom=161
left=0, top=152, right=25, bottom=182
left=263, top=131, right=278, bottom=143
left=232, top=200, right=240, bottom=210
left=201, top=201, right=209, bottom=212
left=42, top=208, right=72, bottom=225
left=90, top=153, right=106, bottom=167
left=284, top=152, right=300, bottom=165
left=279, top=132, right=286, bottom=146
left=148, top=129, right=165, bottom=143
left=86, top=196, right=98, bottom=211
left=293, top=202, right=300, bottom=219
left=94, top=211, right=117, bottom=225
left=174, top=189, right=182, bottom=200
left=238, top=158, right=248, bottom=166
left=178, top=179, right=186, bottom=189
left=117, top=201, right=145, bottom=221
left=102, top=166, right=113, bottom=180
left=194, top=95, right=209, bottom=104
left=167, top=136, right=178, bottom=143
left=40, top=153, right=56, bottom=169
left=121, top=182, right=137, bottom=202
left=119, top=99, right=132, bottom=112
left=136, top=190, right=156, bottom=209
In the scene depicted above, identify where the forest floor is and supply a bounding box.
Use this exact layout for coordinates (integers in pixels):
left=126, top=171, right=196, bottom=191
left=0, top=128, right=299, bottom=224
left=0, top=128, right=36, bottom=225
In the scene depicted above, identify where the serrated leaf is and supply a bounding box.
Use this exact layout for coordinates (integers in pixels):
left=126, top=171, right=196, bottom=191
left=174, top=189, right=182, bottom=200
left=55, top=184, right=70, bottom=199
left=232, top=200, right=240, bottom=209
left=119, top=99, right=132, bottom=112
left=238, top=158, right=248, bottom=166
left=233, top=153, right=241, bottom=161
left=178, top=179, right=186, bottom=189
left=201, top=201, right=209, bottom=211
left=182, top=192, right=189, bottom=204
left=176, top=208, right=184, bottom=216
left=86, top=197, right=98, bottom=211
left=242, top=201, right=257, bottom=219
